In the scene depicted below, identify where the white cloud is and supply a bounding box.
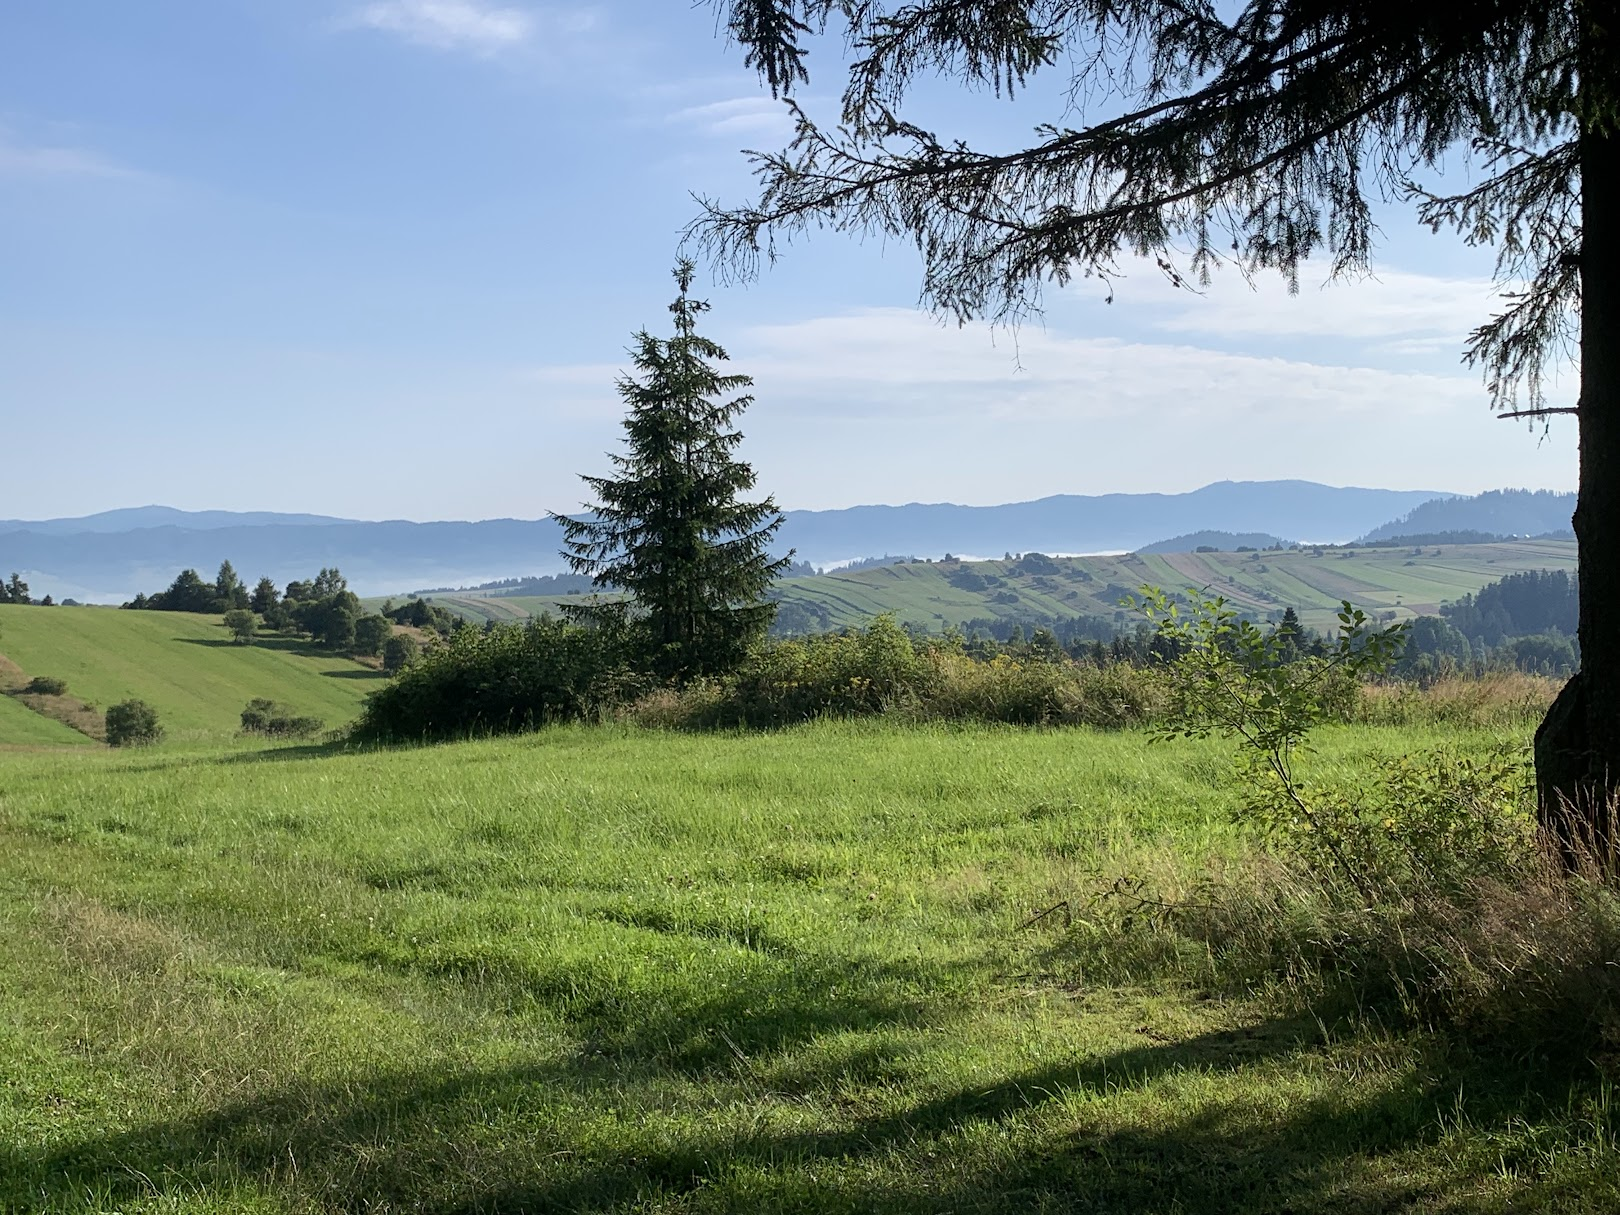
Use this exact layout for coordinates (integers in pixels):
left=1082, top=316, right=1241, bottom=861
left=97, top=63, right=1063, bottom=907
left=671, top=97, right=795, bottom=140
left=352, top=0, right=536, bottom=53
left=0, top=128, right=134, bottom=179
left=517, top=298, right=1573, bottom=509
left=732, top=307, right=1482, bottom=421
left=1063, top=261, right=1499, bottom=350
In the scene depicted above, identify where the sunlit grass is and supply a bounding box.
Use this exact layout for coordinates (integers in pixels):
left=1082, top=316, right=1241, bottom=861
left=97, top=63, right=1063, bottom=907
left=1, top=721, right=1614, bottom=1213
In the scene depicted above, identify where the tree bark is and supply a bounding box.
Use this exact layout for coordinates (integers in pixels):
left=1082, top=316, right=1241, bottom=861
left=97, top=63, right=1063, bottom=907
left=1538, top=13, right=1620, bottom=867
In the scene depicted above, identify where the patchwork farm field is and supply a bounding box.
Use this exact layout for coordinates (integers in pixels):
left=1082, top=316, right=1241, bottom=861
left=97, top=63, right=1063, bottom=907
left=3, top=720, right=1616, bottom=1213
left=417, top=540, right=1578, bottom=636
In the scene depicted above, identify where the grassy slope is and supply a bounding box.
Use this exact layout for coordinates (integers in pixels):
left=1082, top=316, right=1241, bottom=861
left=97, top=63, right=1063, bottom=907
left=0, top=605, right=385, bottom=743
left=416, top=541, right=1577, bottom=635
left=0, top=691, right=92, bottom=748
left=2, top=721, right=1613, bottom=1212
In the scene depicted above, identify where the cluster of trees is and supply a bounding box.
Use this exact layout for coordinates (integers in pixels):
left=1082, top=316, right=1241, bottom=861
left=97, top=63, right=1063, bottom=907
left=124, top=562, right=411, bottom=663
left=1441, top=571, right=1578, bottom=646
left=1389, top=571, right=1583, bottom=679
left=0, top=573, right=57, bottom=606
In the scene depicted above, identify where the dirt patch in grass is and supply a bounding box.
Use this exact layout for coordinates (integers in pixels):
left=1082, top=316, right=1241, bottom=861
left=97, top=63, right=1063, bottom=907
left=0, top=651, right=105, bottom=742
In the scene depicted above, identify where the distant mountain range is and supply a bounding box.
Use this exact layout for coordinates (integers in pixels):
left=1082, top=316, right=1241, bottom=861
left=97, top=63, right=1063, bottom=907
left=0, top=481, right=1568, bottom=603
left=0, top=506, right=355, bottom=535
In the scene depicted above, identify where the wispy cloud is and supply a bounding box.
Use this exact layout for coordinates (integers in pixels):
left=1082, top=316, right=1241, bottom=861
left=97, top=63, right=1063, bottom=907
left=351, top=0, right=536, bottom=54
left=517, top=298, right=1574, bottom=508
left=0, top=128, right=136, bottom=179
left=670, top=96, right=794, bottom=140
left=1062, top=261, right=1499, bottom=354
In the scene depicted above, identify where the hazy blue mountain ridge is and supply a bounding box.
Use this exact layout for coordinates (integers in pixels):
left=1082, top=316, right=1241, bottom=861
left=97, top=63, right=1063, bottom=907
left=1358, top=489, right=1575, bottom=543
left=0, top=481, right=1487, bottom=601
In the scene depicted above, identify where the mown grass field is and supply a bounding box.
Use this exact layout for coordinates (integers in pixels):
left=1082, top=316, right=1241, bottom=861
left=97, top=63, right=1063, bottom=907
left=417, top=540, right=1577, bottom=636
left=0, top=605, right=384, bottom=745
left=3, top=719, right=1615, bottom=1213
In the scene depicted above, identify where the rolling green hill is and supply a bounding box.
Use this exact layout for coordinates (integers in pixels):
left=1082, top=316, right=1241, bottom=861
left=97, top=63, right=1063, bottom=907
left=0, top=605, right=386, bottom=745
left=413, top=540, right=1578, bottom=637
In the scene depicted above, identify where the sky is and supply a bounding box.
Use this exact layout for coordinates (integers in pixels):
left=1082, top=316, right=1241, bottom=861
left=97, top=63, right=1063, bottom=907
left=0, top=1, right=1580, bottom=522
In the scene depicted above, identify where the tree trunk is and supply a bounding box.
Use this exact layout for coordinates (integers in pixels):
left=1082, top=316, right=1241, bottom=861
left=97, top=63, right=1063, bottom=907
left=1537, top=34, right=1620, bottom=868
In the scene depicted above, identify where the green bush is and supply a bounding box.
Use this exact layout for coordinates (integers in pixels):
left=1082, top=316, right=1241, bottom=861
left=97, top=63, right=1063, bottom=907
left=670, top=615, right=933, bottom=728
left=105, top=700, right=163, bottom=747
left=351, top=616, right=638, bottom=743
left=240, top=698, right=324, bottom=738
left=628, top=616, right=1167, bottom=730
left=24, top=675, right=67, bottom=696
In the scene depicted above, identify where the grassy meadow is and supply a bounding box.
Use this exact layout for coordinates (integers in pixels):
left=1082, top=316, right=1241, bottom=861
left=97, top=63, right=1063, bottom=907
left=4, top=717, right=1618, bottom=1213
left=0, top=604, right=384, bottom=745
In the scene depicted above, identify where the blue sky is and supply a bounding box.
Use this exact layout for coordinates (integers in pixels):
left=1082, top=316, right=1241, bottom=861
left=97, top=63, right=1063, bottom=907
left=1, top=1, right=1578, bottom=521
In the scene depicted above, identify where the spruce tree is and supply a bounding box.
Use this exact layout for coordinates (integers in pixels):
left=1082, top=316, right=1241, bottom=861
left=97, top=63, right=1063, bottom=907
left=554, top=261, right=791, bottom=682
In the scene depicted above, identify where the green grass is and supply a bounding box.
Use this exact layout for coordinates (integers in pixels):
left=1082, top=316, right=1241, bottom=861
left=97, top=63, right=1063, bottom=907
left=0, top=605, right=385, bottom=744
left=418, top=541, right=1578, bottom=635
left=0, top=691, right=93, bottom=748
left=3, top=720, right=1615, bottom=1212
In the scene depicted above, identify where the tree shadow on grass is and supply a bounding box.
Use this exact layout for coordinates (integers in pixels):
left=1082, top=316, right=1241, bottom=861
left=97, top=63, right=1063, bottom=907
left=172, top=636, right=383, bottom=675
left=5, top=994, right=1597, bottom=1214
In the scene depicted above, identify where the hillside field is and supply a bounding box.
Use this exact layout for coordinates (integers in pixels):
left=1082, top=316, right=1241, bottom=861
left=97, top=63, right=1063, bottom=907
left=0, top=605, right=385, bottom=745
left=412, top=540, right=1577, bottom=635
left=2, top=719, right=1617, bottom=1212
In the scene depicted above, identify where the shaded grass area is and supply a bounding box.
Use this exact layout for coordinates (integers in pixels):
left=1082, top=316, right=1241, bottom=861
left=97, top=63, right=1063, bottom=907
left=0, top=605, right=382, bottom=743
left=1, top=722, right=1615, bottom=1212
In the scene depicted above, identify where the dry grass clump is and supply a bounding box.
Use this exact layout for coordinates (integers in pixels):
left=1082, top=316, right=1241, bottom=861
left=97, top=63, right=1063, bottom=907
left=1356, top=671, right=1560, bottom=729
left=1057, top=826, right=1620, bottom=1072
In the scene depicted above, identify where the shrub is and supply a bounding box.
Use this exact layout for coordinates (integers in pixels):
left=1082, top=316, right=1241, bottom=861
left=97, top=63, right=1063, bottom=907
left=627, top=617, right=1167, bottom=730
left=673, top=615, right=934, bottom=728
left=240, top=698, right=324, bottom=738
left=105, top=700, right=163, bottom=747
left=25, top=675, right=67, bottom=696
left=351, top=616, right=638, bottom=743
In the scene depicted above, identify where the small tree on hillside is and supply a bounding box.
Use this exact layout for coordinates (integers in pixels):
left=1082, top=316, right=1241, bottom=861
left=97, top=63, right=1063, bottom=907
left=250, top=576, right=279, bottom=614
left=215, top=560, right=248, bottom=610
left=553, top=260, right=791, bottom=681
left=304, top=593, right=360, bottom=650
left=223, top=608, right=258, bottom=644
left=353, top=613, right=393, bottom=657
